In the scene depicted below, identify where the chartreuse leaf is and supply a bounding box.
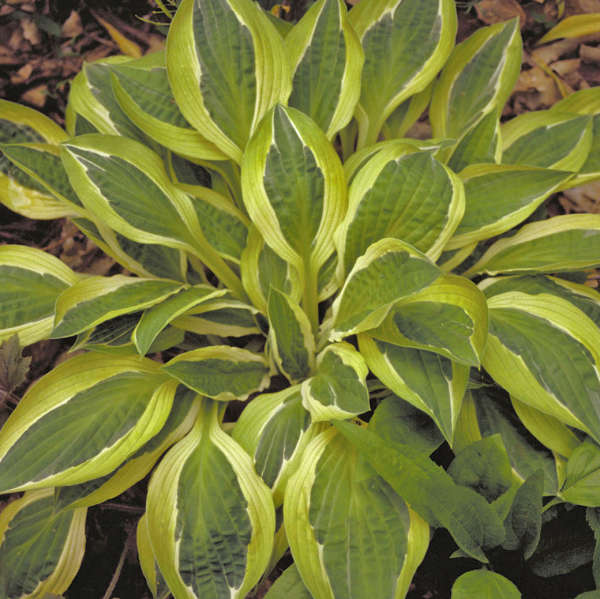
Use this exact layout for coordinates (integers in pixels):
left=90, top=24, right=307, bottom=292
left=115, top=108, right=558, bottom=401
left=483, top=291, right=600, bottom=442
left=137, top=513, right=171, bottom=599
left=284, top=428, right=429, bottom=599
left=381, top=83, right=433, bottom=140
left=358, top=335, right=468, bottom=445
left=0, top=489, right=86, bottom=599
left=539, top=13, right=600, bottom=44
left=51, top=275, right=183, bottom=339
left=301, top=342, right=369, bottom=422
left=268, top=288, right=315, bottom=382
left=146, top=398, right=275, bottom=599
left=286, top=0, right=363, bottom=139
left=561, top=439, right=600, bottom=507
left=61, top=134, right=245, bottom=298
left=448, top=435, right=514, bottom=502
left=167, top=0, right=290, bottom=163
left=349, top=0, right=457, bottom=147
left=241, top=226, right=302, bottom=314
left=336, top=148, right=464, bottom=274
left=110, top=50, right=227, bottom=161
left=0, top=246, right=79, bottom=347
left=133, top=285, right=226, bottom=355
left=501, top=110, right=593, bottom=171
left=446, top=164, right=571, bottom=250
left=264, top=564, right=311, bottom=599
left=163, top=345, right=270, bottom=401
left=53, top=387, right=199, bottom=511
left=334, top=421, right=505, bottom=561
left=233, top=386, right=314, bottom=505
left=451, top=570, right=520, bottom=599
left=367, top=274, right=488, bottom=366
left=465, top=214, right=600, bottom=276
left=430, top=19, right=521, bottom=140
left=0, top=99, right=72, bottom=219
left=66, top=56, right=145, bottom=141
left=330, top=238, right=441, bottom=340
left=242, top=104, right=346, bottom=327
left=0, top=353, right=176, bottom=493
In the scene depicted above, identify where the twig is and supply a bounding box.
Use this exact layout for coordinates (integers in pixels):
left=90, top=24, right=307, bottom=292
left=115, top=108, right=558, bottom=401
left=99, top=502, right=144, bottom=514
left=101, top=533, right=130, bottom=599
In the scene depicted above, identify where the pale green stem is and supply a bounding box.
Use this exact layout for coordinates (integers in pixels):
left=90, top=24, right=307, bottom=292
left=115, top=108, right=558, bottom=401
left=302, top=259, right=320, bottom=337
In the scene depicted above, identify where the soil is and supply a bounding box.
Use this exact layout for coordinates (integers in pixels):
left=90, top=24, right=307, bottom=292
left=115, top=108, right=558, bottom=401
left=0, top=1, right=599, bottom=597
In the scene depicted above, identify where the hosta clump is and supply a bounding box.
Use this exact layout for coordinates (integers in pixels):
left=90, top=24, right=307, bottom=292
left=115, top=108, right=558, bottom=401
left=1, top=0, right=600, bottom=597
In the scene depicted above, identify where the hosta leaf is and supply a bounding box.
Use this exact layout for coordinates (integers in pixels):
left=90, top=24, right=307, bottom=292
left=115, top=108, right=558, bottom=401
left=301, top=342, right=369, bottom=422
left=330, top=238, right=440, bottom=340
left=483, top=291, right=600, bottom=442
left=0, top=353, right=175, bottom=493
left=430, top=19, right=521, bottom=140
left=336, top=149, right=464, bottom=275
left=0, top=100, right=71, bottom=219
left=358, top=335, right=468, bottom=444
left=146, top=398, right=275, bottom=599
left=163, top=345, right=270, bottom=401
left=167, top=0, right=290, bottom=162
left=286, top=0, right=363, bottom=139
left=51, top=275, right=182, bottom=339
left=381, top=83, right=433, bottom=140
left=53, top=387, right=199, bottom=511
left=61, top=134, right=244, bottom=297
left=133, top=285, right=226, bottom=355
left=368, top=274, right=487, bottom=366
left=268, top=288, right=315, bottom=382
left=0, top=245, right=79, bottom=346
left=561, top=439, right=600, bottom=507
left=447, top=109, right=501, bottom=173
left=233, top=386, right=313, bottom=505
left=284, top=428, right=429, bottom=599
left=501, top=110, right=593, bottom=171
left=0, top=335, right=30, bottom=396
left=465, top=214, right=600, bottom=276
left=241, top=105, right=346, bottom=288
left=448, top=435, right=514, bottom=502
left=137, top=513, right=171, bottom=599
left=446, top=165, right=571, bottom=249
left=350, top=0, right=457, bottom=147
left=110, top=51, right=227, bottom=161
left=0, top=489, right=86, bottom=599
left=335, top=421, right=505, bottom=561
left=67, top=56, right=145, bottom=141
left=538, top=13, right=600, bottom=44
left=451, top=570, right=520, bottom=599
left=263, top=564, right=311, bottom=599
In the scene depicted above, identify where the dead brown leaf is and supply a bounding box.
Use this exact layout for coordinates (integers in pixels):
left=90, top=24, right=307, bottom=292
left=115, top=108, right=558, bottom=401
left=559, top=182, right=600, bottom=213
left=20, top=18, right=41, bottom=45
left=10, top=63, right=32, bottom=85
left=476, top=0, right=527, bottom=27
left=21, top=84, right=47, bottom=108
left=62, top=10, right=83, bottom=38
left=512, top=64, right=562, bottom=110
left=567, top=0, right=600, bottom=13
left=581, top=43, right=600, bottom=62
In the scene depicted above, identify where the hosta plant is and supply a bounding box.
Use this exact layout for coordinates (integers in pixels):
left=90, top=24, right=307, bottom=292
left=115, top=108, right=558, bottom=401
left=1, top=0, right=600, bottom=597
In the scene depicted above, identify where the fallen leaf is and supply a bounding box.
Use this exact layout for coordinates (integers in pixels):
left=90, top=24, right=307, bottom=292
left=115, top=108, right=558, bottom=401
left=62, top=10, right=83, bottom=38
left=8, top=26, right=24, bottom=51
left=560, top=182, right=600, bottom=214
left=581, top=44, right=600, bottom=62
left=0, top=335, right=31, bottom=400
left=476, top=0, right=526, bottom=27
left=512, top=64, right=562, bottom=109
left=0, top=5, right=14, bottom=16
left=20, top=18, right=41, bottom=45
left=532, top=38, right=579, bottom=64
left=21, top=84, right=47, bottom=108
left=94, top=13, right=142, bottom=58
left=10, top=62, right=33, bottom=84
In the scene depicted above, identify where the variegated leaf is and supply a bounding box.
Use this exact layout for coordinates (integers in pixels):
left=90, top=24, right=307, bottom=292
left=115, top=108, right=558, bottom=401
left=358, top=334, right=468, bottom=444
left=286, top=0, right=363, bottom=139
left=146, top=398, right=275, bottom=599
left=430, top=19, right=521, bottom=140
left=268, top=288, right=315, bottom=382
left=350, top=0, right=457, bottom=147
left=501, top=110, right=593, bottom=171
left=330, top=238, right=441, bottom=340
left=0, top=489, right=86, bottom=599
left=301, top=342, right=369, bottom=422
left=51, top=275, right=183, bottom=339
left=483, top=291, right=600, bottom=443
left=0, top=245, right=79, bottom=346
left=0, top=100, right=71, bottom=219
left=365, top=274, right=488, bottom=366
left=0, top=354, right=176, bottom=493
left=137, top=513, right=171, bottom=599
left=465, top=214, right=600, bottom=276
left=336, top=148, right=464, bottom=275
left=284, top=428, right=429, bottom=599
left=110, top=50, right=227, bottom=161
left=163, top=345, right=270, bottom=401
left=381, top=82, right=433, bottom=140
left=233, top=386, right=314, bottom=505
left=167, top=0, right=291, bottom=162
left=446, top=164, right=571, bottom=249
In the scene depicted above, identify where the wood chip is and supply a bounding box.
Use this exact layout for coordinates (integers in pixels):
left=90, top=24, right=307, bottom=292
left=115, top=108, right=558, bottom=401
left=475, top=0, right=526, bottom=27
left=21, top=85, right=47, bottom=108
left=62, top=10, right=83, bottom=38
